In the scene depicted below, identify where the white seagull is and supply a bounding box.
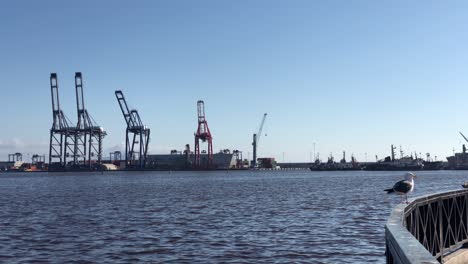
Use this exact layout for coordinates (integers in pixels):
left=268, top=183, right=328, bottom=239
left=384, top=172, right=417, bottom=203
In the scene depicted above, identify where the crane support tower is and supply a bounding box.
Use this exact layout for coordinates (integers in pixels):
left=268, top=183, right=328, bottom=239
left=73, top=72, right=106, bottom=169
left=48, top=73, right=76, bottom=170
left=194, top=100, right=213, bottom=168
left=252, top=113, right=267, bottom=168
left=115, top=90, right=151, bottom=168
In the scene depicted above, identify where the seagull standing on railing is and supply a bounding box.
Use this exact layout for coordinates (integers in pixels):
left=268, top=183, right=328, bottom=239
left=384, top=172, right=417, bottom=203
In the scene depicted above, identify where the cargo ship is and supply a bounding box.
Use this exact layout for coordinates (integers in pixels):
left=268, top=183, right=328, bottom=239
left=446, top=144, right=468, bottom=170
left=422, top=160, right=445, bottom=170
left=363, top=158, right=424, bottom=171
left=309, top=152, right=361, bottom=171
left=363, top=145, right=424, bottom=171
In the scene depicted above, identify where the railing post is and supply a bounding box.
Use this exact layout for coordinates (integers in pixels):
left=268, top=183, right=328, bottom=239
left=466, top=195, right=468, bottom=243
left=438, top=199, right=444, bottom=263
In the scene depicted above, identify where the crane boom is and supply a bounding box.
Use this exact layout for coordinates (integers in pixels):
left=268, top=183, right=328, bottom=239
left=460, top=131, right=468, bottom=143
left=256, top=113, right=267, bottom=146
left=252, top=113, right=267, bottom=168
left=50, top=73, right=71, bottom=130
left=115, top=90, right=137, bottom=128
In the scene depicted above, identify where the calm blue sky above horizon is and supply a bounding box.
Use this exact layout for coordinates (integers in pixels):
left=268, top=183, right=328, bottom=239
left=1, top=1, right=468, bottom=162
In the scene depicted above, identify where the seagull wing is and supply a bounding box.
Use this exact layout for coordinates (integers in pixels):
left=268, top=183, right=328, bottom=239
left=393, top=180, right=412, bottom=194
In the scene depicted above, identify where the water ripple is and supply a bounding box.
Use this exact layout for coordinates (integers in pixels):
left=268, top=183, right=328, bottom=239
left=0, top=170, right=465, bottom=263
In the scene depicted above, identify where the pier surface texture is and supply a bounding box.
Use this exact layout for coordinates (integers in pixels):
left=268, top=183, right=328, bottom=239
left=386, top=189, right=468, bottom=263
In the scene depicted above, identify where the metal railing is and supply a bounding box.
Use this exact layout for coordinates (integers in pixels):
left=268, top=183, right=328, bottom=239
left=385, top=189, right=468, bottom=264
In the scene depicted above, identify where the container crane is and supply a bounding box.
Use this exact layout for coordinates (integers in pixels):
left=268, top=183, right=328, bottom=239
left=49, top=73, right=76, bottom=170
left=115, top=90, right=150, bottom=168
left=194, top=100, right=213, bottom=168
left=459, top=132, right=468, bottom=154
left=74, top=72, right=106, bottom=169
left=252, top=113, right=267, bottom=168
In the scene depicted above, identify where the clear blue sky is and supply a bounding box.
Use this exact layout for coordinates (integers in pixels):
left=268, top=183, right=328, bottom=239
left=1, top=1, right=468, bottom=162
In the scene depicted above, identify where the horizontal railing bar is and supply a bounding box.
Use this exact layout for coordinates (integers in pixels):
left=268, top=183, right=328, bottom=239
left=404, top=190, right=468, bottom=215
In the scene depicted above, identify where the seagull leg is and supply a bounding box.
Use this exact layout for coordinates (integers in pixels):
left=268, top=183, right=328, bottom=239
left=405, top=194, right=409, bottom=204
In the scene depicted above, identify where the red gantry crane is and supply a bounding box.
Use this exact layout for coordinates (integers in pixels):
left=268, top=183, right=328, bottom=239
left=194, top=100, right=213, bottom=168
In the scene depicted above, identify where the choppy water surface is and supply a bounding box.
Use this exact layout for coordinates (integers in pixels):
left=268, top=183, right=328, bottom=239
left=1, top=170, right=467, bottom=263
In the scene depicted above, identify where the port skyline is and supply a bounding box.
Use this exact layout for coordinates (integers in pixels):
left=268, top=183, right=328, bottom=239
left=1, top=1, right=468, bottom=162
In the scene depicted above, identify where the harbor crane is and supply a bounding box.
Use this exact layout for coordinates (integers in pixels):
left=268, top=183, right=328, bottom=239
left=194, top=100, right=213, bottom=168
left=459, top=131, right=468, bottom=153
left=115, top=91, right=151, bottom=168
left=251, top=113, right=267, bottom=168
left=49, top=73, right=76, bottom=170
left=74, top=72, right=106, bottom=169
left=460, top=131, right=468, bottom=144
